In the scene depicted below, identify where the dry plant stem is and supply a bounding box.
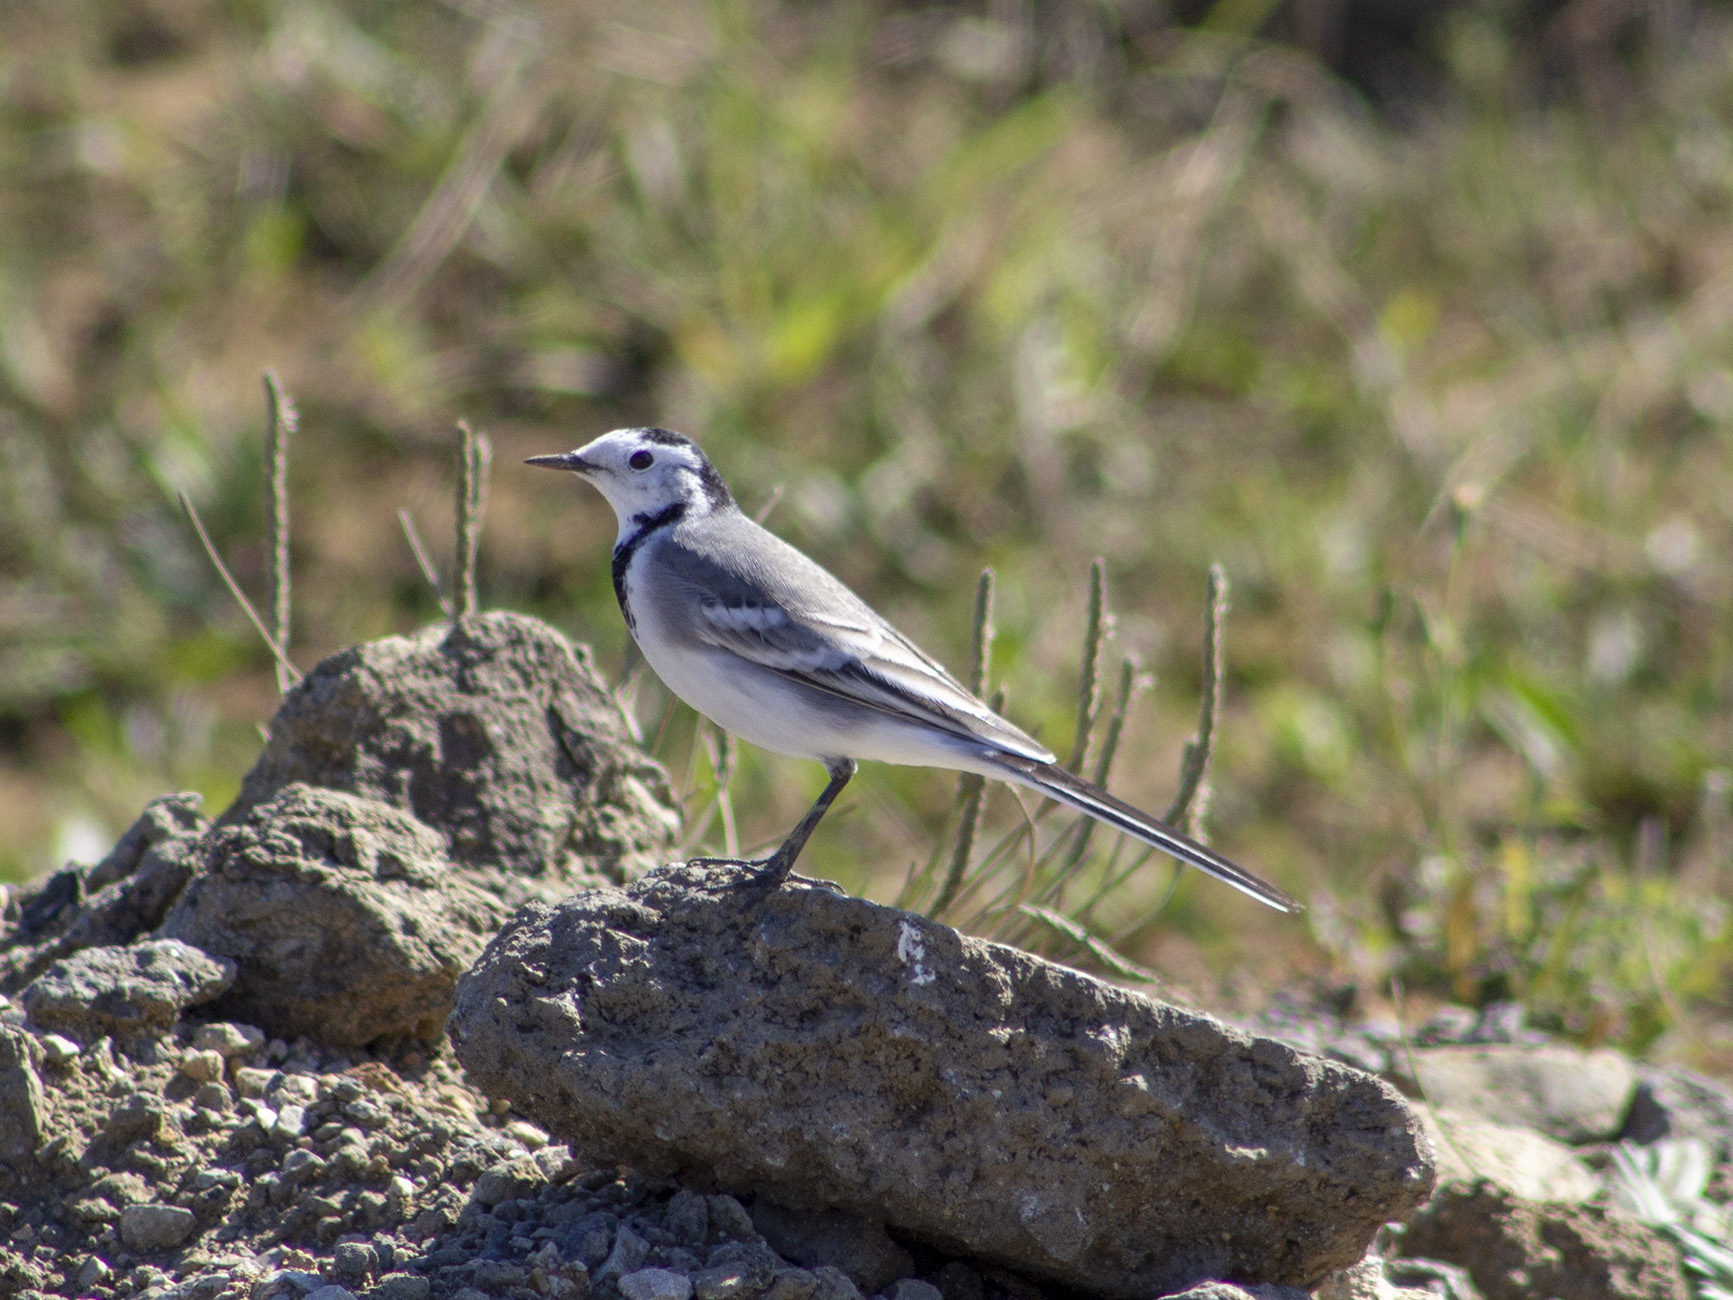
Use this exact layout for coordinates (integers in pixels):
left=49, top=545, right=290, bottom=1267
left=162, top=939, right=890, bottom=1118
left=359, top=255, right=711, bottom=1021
left=1066, top=559, right=1109, bottom=773
left=179, top=492, right=302, bottom=686
left=1165, top=563, right=1228, bottom=835
left=263, top=371, right=297, bottom=695
left=455, top=420, right=492, bottom=621
left=1391, top=975, right=1482, bottom=1180
left=933, top=571, right=995, bottom=917
left=397, top=508, right=453, bottom=617
left=1061, top=657, right=1144, bottom=875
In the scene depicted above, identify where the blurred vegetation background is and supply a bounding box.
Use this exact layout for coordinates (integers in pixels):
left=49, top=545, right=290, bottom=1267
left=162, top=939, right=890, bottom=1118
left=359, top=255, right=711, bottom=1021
left=3, top=0, right=1731, bottom=1060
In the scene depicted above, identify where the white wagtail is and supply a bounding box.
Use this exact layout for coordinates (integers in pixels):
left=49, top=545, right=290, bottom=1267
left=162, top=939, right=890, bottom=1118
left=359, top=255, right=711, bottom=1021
left=528, top=427, right=1298, bottom=912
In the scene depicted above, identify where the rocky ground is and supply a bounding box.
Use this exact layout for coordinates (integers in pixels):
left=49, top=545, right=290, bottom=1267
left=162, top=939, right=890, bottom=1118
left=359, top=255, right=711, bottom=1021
left=1, top=613, right=1727, bottom=1300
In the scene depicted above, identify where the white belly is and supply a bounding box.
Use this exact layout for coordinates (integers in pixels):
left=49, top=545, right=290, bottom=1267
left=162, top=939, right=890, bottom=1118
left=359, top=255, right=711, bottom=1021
left=625, top=566, right=989, bottom=772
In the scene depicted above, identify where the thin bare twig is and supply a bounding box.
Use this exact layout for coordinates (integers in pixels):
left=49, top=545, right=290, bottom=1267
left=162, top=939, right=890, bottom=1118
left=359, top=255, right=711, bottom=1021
left=1063, top=656, right=1145, bottom=873
left=455, top=420, right=492, bottom=620
left=180, top=492, right=302, bottom=686
left=1066, top=559, right=1110, bottom=773
left=753, top=484, right=786, bottom=525
left=263, top=371, right=297, bottom=694
left=933, top=572, right=996, bottom=918
left=1166, top=563, right=1228, bottom=835
left=397, top=508, right=454, bottom=616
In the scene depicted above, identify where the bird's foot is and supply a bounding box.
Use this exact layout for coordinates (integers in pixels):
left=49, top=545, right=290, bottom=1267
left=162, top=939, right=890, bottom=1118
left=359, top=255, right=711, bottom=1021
left=685, top=854, right=792, bottom=905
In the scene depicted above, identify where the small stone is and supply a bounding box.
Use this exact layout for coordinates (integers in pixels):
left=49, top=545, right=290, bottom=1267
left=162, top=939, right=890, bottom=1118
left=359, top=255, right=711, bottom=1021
left=886, top=1283, right=940, bottom=1300
left=194, top=1081, right=231, bottom=1112
left=334, top=1241, right=378, bottom=1277
left=695, top=1265, right=767, bottom=1300
left=306, top=1288, right=359, bottom=1300
left=274, top=1103, right=308, bottom=1140
left=708, top=1196, right=757, bottom=1243
left=473, top=1156, right=544, bottom=1206
left=666, top=1189, right=710, bottom=1248
left=505, top=1119, right=549, bottom=1149
left=620, top=1269, right=696, bottom=1300
left=118, top=1204, right=196, bottom=1251
left=234, top=1066, right=276, bottom=1098
left=179, top=1048, right=226, bottom=1083
left=1405, top=1044, right=1636, bottom=1144
left=372, top=1274, right=432, bottom=1300
left=193, top=1022, right=266, bottom=1057
left=21, top=939, right=235, bottom=1039
left=78, top=1257, right=113, bottom=1289
left=534, top=1143, right=582, bottom=1183
left=39, top=1034, right=82, bottom=1065
left=598, top=1224, right=650, bottom=1282
left=765, top=1271, right=820, bottom=1300
left=0, top=1026, right=49, bottom=1161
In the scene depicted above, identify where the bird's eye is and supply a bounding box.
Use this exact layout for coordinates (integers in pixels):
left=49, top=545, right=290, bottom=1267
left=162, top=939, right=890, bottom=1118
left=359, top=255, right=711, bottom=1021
left=628, top=450, right=654, bottom=470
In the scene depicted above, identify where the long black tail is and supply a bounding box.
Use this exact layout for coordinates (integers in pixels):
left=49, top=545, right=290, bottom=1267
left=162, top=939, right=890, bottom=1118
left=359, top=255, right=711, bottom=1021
left=988, top=753, right=1301, bottom=914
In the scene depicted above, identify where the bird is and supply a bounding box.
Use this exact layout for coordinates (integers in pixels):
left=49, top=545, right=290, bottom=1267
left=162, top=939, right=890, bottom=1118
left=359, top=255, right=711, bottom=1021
left=527, top=427, right=1299, bottom=913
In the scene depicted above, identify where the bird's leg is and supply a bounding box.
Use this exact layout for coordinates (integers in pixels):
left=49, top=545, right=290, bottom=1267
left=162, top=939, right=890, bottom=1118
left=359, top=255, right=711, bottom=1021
left=689, top=757, right=856, bottom=903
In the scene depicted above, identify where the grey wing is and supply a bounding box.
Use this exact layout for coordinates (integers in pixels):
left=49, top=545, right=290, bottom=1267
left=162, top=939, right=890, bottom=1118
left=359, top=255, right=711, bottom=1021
left=657, top=515, right=1056, bottom=764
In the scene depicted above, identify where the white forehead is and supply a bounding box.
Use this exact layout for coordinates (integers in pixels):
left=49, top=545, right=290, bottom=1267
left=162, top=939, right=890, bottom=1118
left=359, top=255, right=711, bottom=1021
left=576, top=427, right=699, bottom=463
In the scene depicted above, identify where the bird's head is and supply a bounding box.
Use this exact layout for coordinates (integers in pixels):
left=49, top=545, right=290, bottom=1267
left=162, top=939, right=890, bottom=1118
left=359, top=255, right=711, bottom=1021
left=527, top=427, right=735, bottom=532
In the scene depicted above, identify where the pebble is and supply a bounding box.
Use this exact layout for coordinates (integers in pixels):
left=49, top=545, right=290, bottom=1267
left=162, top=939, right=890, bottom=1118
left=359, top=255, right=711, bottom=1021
left=373, top=1275, right=431, bottom=1300
left=179, top=1048, right=226, bottom=1083
left=234, top=1066, right=276, bottom=1099
left=119, top=1203, right=196, bottom=1251
left=40, top=1034, right=82, bottom=1065
left=194, top=1022, right=266, bottom=1057
left=620, top=1268, right=697, bottom=1300
left=305, top=1287, right=358, bottom=1300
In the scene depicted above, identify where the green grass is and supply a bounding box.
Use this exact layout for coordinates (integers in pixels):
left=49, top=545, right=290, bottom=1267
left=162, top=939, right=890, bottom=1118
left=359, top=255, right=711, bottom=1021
left=1, top=0, right=1730, bottom=1059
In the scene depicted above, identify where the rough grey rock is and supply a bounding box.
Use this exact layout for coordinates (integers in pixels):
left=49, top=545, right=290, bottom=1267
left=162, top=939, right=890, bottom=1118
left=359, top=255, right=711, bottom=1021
left=1162, top=1285, right=1307, bottom=1300
left=1419, top=1105, right=1599, bottom=1203
left=1620, top=1064, right=1733, bottom=1156
left=161, top=784, right=510, bottom=1045
left=21, top=938, right=233, bottom=1041
left=221, top=611, right=680, bottom=899
left=118, top=1202, right=196, bottom=1250
left=751, top=1201, right=914, bottom=1294
left=0, top=1025, right=48, bottom=1161
left=1399, top=1182, right=1688, bottom=1300
left=448, top=864, right=1435, bottom=1297
left=1401, top=1043, right=1636, bottom=1144
left=0, top=794, right=208, bottom=993
left=621, top=1269, right=697, bottom=1300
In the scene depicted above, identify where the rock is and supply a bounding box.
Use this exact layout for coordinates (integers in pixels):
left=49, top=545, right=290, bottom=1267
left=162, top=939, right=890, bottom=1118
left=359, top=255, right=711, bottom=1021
left=473, top=1155, right=545, bottom=1205
left=1420, top=1105, right=1599, bottom=1203
left=333, top=1241, right=377, bottom=1277
left=620, top=1269, right=695, bottom=1300
left=1162, top=1285, right=1308, bottom=1300
left=885, top=1281, right=941, bottom=1300
left=1380, top=1258, right=1481, bottom=1300
left=118, top=1203, right=197, bottom=1251
left=751, top=1202, right=914, bottom=1294
left=192, top=1021, right=266, bottom=1057
left=1619, top=1065, right=1733, bottom=1156
left=0, top=1025, right=49, bottom=1161
left=220, top=612, right=680, bottom=899
left=374, top=1274, right=432, bottom=1300
left=1401, top=1044, right=1635, bottom=1144
left=1314, top=1256, right=1474, bottom=1300
left=306, top=1287, right=358, bottom=1300
left=21, top=939, right=234, bottom=1041
left=160, top=784, right=511, bottom=1045
left=448, top=865, right=1435, bottom=1298
left=1398, top=1182, right=1689, bottom=1300
left=0, top=794, right=209, bottom=994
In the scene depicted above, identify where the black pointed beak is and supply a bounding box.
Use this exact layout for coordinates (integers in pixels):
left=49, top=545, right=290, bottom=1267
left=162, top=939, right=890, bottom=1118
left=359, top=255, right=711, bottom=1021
left=525, top=451, right=597, bottom=474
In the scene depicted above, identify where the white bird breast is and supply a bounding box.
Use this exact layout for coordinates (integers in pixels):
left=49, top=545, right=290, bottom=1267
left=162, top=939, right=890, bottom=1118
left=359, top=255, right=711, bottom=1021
left=622, top=549, right=995, bottom=772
